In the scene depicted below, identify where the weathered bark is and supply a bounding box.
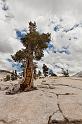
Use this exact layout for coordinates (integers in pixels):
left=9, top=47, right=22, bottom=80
left=20, top=58, right=34, bottom=91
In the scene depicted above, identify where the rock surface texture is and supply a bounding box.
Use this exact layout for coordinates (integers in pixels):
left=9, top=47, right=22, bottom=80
left=0, top=77, right=82, bottom=124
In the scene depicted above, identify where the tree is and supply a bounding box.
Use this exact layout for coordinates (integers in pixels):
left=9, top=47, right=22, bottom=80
left=12, top=22, right=50, bottom=91
left=14, top=70, right=17, bottom=80
left=4, top=74, right=10, bottom=81
left=62, top=68, right=69, bottom=77
left=11, top=70, right=17, bottom=81
left=33, top=62, right=37, bottom=79
left=42, top=64, right=48, bottom=77
left=38, top=70, right=42, bottom=77
left=48, top=69, right=57, bottom=76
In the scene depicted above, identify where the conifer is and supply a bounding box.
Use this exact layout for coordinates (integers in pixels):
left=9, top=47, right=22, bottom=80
left=12, top=22, right=50, bottom=91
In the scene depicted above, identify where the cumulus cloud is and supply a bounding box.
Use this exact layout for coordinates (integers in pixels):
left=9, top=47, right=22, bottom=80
left=0, top=20, right=13, bottom=53
left=0, top=0, right=82, bottom=73
left=0, top=0, right=23, bottom=53
left=7, top=0, right=82, bottom=21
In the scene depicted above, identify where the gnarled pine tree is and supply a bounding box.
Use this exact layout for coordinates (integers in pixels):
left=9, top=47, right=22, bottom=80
left=12, top=22, right=50, bottom=91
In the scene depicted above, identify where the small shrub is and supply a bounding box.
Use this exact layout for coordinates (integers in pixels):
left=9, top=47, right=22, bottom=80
left=4, top=75, right=10, bottom=81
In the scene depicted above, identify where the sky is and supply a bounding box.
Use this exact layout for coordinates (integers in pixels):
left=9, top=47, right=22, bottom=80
left=0, top=0, right=82, bottom=74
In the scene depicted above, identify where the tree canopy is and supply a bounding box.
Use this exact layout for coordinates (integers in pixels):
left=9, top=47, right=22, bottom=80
left=12, top=21, right=51, bottom=62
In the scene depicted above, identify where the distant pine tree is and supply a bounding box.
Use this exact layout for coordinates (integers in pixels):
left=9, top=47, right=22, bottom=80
left=38, top=70, right=42, bottom=77
left=4, top=74, right=10, bottom=81
left=11, top=70, right=17, bottom=81
left=42, top=64, right=48, bottom=77
left=11, top=71, right=15, bottom=81
left=11, top=22, right=50, bottom=91
left=14, top=70, right=17, bottom=80
left=33, top=62, right=37, bottom=79
left=62, top=68, right=69, bottom=77
left=49, top=69, right=57, bottom=77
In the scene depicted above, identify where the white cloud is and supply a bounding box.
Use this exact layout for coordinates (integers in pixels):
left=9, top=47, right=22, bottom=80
left=0, top=0, right=82, bottom=74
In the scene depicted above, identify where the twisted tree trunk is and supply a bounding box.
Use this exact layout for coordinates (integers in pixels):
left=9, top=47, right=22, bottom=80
left=20, top=57, right=34, bottom=91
